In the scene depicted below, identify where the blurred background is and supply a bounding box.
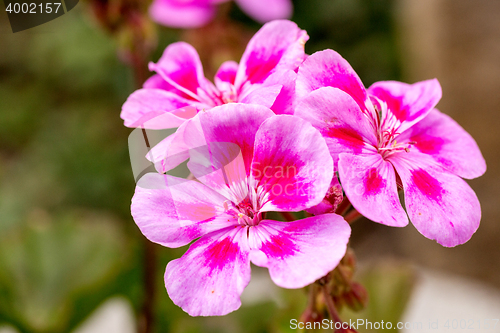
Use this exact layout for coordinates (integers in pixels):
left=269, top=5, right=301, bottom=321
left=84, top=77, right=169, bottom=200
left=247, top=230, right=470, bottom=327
left=0, top=0, right=499, bottom=332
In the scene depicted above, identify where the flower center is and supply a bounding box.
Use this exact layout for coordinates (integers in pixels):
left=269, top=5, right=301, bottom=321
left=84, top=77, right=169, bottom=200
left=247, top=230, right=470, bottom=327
left=368, top=98, right=416, bottom=159
left=223, top=197, right=262, bottom=227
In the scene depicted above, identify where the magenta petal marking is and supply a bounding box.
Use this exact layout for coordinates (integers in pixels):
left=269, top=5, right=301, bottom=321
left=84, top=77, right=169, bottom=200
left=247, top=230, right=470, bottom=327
left=194, top=104, right=275, bottom=175
left=390, top=152, right=481, bottom=247
left=214, top=60, right=238, bottom=92
left=165, top=226, right=251, bottom=316
left=338, top=152, right=408, bottom=227
left=267, top=69, right=297, bottom=115
left=236, top=20, right=308, bottom=88
left=251, top=115, right=333, bottom=212
left=411, top=169, right=443, bottom=200
left=150, top=42, right=206, bottom=99
left=249, top=215, right=350, bottom=288
left=295, top=87, right=378, bottom=165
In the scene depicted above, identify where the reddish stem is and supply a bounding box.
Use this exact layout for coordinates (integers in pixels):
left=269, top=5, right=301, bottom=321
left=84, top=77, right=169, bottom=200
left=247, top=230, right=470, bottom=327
left=344, top=209, right=362, bottom=224
left=322, top=285, right=343, bottom=331
left=335, top=197, right=351, bottom=216
left=279, top=211, right=296, bottom=222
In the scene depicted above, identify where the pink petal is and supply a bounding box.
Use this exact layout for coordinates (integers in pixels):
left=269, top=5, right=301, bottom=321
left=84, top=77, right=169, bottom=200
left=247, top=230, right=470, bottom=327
left=295, top=87, right=377, bottom=165
left=121, top=89, right=200, bottom=129
left=187, top=142, right=250, bottom=204
left=338, top=152, right=409, bottom=227
left=147, top=120, right=191, bottom=173
left=296, top=50, right=369, bottom=112
left=149, top=0, right=216, bottom=29
left=143, top=73, right=171, bottom=90
left=397, top=109, right=486, bottom=179
left=368, top=79, right=442, bottom=133
left=149, top=42, right=206, bottom=100
left=131, top=173, right=236, bottom=248
left=389, top=152, right=481, bottom=247
left=235, top=20, right=308, bottom=88
left=306, top=174, right=343, bottom=215
left=214, top=60, right=238, bottom=92
left=191, top=104, right=275, bottom=175
left=239, top=83, right=283, bottom=109
left=249, top=215, right=350, bottom=288
left=165, top=226, right=251, bottom=316
left=234, top=0, right=292, bottom=23
left=267, top=69, right=297, bottom=115
left=251, top=115, right=333, bottom=212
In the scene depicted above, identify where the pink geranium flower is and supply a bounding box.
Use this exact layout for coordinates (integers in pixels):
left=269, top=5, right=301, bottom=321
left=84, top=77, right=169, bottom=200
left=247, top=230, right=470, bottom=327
left=121, top=20, right=307, bottom=129
left=122, top=20, right=307, bottom=173
left=149, top=0, right=293, bottom=29
left=294, top=50, right=486, bottom=247
left=131, top=103, right=350, bottom=316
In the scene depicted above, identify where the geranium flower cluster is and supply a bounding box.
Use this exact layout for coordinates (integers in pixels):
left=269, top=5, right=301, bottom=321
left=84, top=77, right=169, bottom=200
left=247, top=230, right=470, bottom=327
left=122, top=20, right=486, bottom=316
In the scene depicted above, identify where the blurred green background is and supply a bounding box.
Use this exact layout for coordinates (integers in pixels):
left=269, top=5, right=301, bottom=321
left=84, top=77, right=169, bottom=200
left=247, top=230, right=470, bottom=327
left=1, top=0, right=499, bottom=332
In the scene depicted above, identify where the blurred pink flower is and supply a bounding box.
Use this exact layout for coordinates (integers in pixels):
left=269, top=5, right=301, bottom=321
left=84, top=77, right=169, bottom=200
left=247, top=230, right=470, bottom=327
left=121, top=20, right=307, bottom=129
left=295, top=50, right=486, bottom=247
left=131, top=104, right=350, bottom=316
left=149, top=0, right=293, bottom=28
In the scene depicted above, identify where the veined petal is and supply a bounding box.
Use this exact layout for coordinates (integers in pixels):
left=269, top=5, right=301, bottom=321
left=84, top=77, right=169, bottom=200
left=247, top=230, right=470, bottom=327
left=149, top=42, right=207, bottom=100
left=165, top=226, right=251, bottom=316
left=235, top=20, right=308, bottom=88
left=397, top=109, right=486, bottom=179
left=149, top=0, right=216, bottom=29
left=389, top=152, right=481, bottom=247
left=132, top=173, right=236, bottom=248
left=234, top=0, right=292, bottom=23
left=248, top=215, right=350, bottom=288
left=295, top=87, right=377, bottom=165
left=121, top=89, right=200, bottom=129
left=214, top=60, right=238, bottom=92
left=368, top=79, right=442, bottom=133
left=296, top=50, right=368, bottom=111
left=193, top=104, right=275, bottom=175
left=338, top=152, right=409, bottom=227
left=251, top=115, right=333, bottom=212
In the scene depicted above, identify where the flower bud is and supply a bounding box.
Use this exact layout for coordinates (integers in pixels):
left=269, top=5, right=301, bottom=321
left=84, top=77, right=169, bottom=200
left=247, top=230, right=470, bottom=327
left=343, top=282, right=368, bottom=312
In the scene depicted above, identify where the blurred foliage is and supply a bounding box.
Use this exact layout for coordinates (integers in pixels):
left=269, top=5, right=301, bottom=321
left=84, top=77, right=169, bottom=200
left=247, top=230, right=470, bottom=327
left=0, top=0, right=407, bottom=332
left=341, top=262, right=416, bottom=333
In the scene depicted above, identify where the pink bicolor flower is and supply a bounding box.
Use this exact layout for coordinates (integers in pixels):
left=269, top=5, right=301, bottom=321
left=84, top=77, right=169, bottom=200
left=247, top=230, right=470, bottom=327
left=149, top=0, right=293, bottom=29
left=121, top=20, right=307, bottom=130
left=131, top=103, right=351, bottom=316
left=294, top=50, right=486, bottom=247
